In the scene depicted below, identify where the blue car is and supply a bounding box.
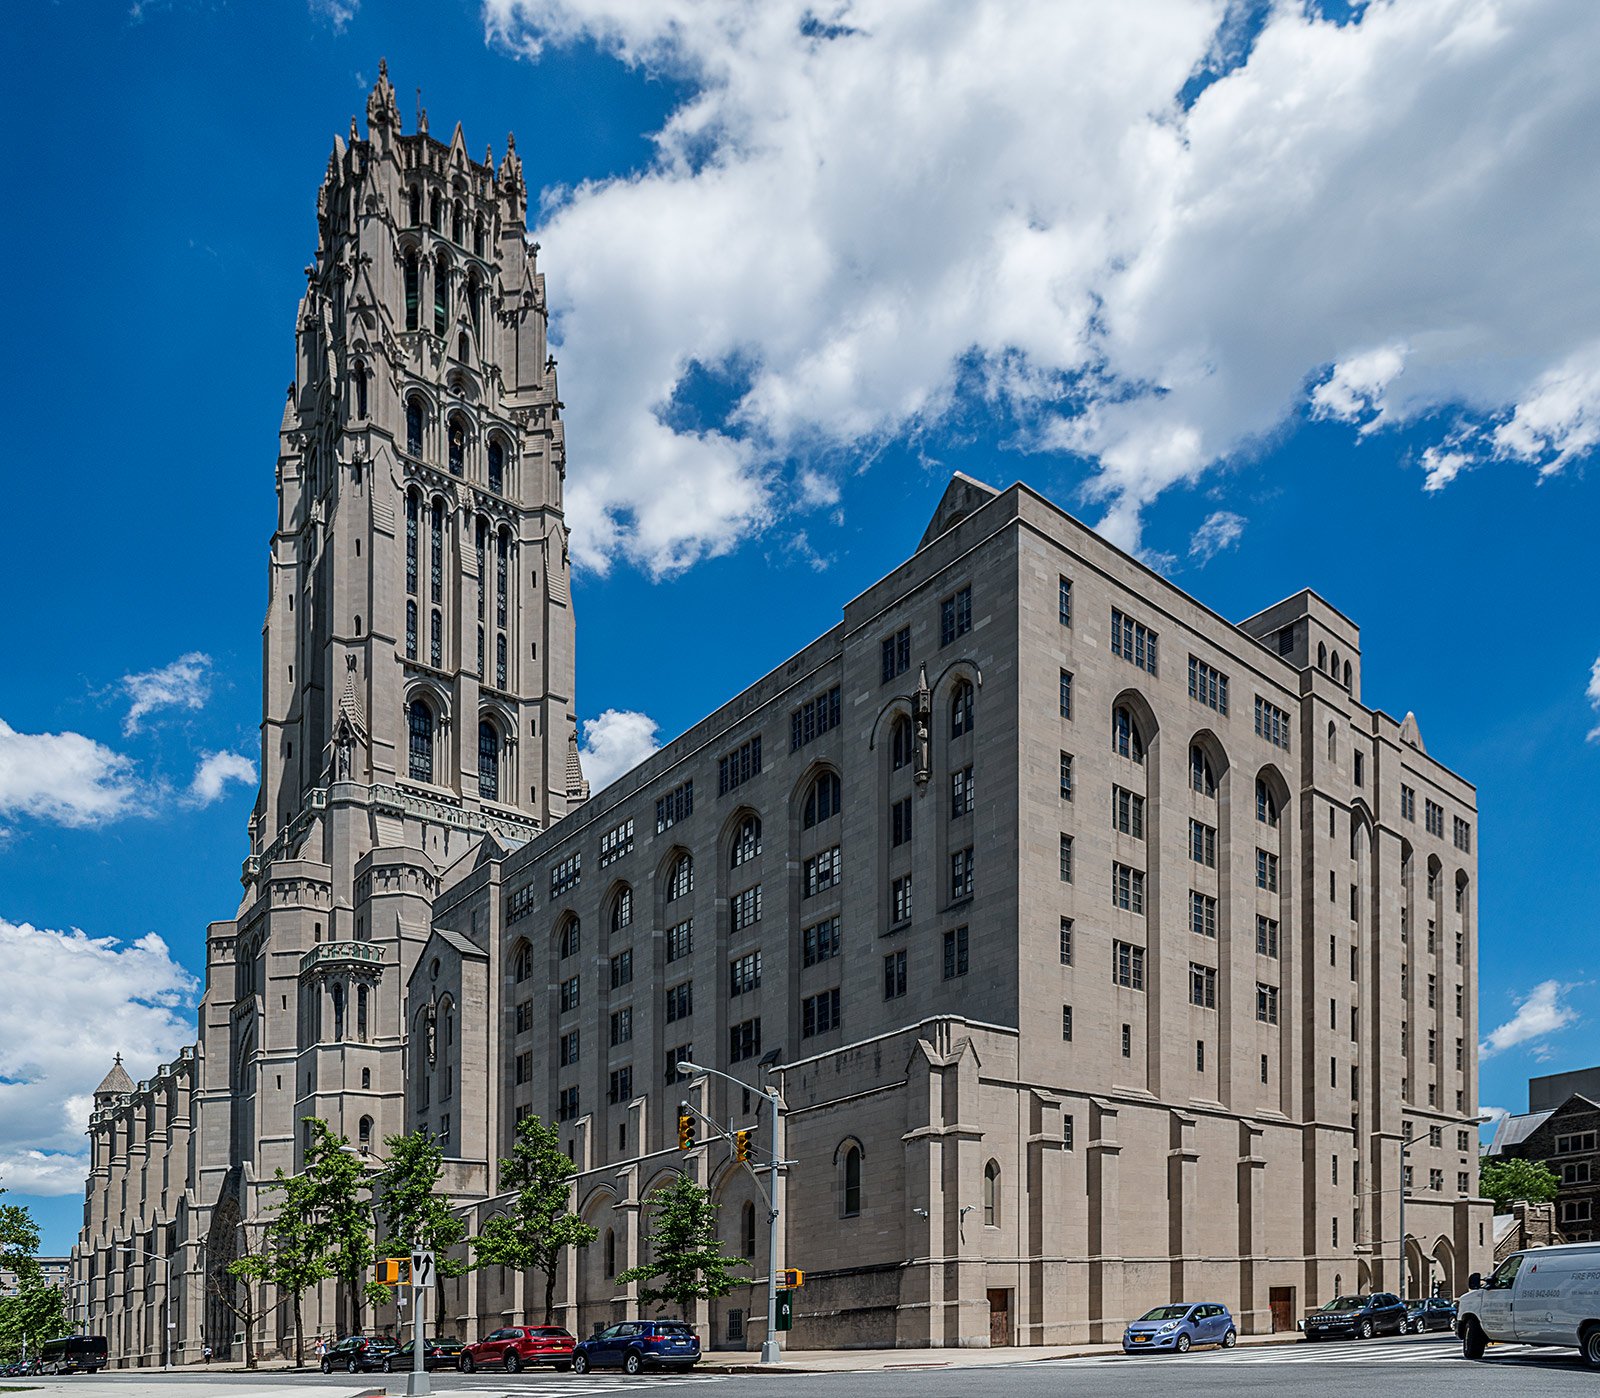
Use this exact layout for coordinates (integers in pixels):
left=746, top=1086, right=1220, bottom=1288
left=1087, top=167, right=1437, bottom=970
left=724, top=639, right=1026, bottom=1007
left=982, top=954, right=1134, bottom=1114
left=571, top=1320, right=701, bottom=1375
left=1122, top=1302, right=1237, bottom=1354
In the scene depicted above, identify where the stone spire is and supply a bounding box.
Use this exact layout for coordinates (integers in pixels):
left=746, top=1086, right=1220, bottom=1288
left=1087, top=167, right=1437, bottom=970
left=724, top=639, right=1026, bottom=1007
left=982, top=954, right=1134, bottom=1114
left=366, top=57, right=401, bottom=135
left=565, top=731, right=589, bottom=804
left=95, top=1054, right=135, bottom=1101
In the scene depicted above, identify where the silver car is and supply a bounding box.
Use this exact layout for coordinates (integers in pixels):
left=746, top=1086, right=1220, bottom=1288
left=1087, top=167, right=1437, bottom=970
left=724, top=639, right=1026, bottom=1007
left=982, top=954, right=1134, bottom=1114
left=1122, top=1302, right=1237, bottom=1354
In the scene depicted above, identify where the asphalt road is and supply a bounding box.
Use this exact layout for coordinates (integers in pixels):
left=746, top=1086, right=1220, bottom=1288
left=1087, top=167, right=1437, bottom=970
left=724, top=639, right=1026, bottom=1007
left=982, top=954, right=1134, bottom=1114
left=13, top=1335, right=1598, bottom=1396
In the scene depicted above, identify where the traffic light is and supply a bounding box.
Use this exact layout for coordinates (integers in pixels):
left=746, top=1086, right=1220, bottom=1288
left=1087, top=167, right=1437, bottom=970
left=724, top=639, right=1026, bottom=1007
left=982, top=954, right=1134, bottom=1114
left=780, top=1268, right=804, bottom=1289
left=375, top=1257, right=411, bottom=1286
left=734, top=1129, right=753, bottom=1163
left=677, top=1105, right=697, bottom=1151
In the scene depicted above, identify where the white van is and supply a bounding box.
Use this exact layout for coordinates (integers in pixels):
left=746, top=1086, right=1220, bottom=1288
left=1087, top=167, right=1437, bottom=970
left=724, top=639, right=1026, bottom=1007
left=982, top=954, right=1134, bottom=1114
left=1457, top=1241, right=1600, bottom=1366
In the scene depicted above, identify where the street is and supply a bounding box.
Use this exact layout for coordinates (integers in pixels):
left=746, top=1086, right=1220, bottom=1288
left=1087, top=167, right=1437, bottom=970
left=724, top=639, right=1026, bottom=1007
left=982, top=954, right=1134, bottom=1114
left=12, top=1336, right=1599, bottom=1398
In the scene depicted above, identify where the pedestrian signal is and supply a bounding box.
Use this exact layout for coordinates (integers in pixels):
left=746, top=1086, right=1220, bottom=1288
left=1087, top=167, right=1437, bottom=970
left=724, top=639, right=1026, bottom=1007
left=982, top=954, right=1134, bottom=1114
left=779, top=1268, right=804, bottom=1289
left=376, top=1257, right=411, bottom=1285
left=677, top=1107, right=697, bottom=1151
left=734, top=1129, right=753, bottom=1163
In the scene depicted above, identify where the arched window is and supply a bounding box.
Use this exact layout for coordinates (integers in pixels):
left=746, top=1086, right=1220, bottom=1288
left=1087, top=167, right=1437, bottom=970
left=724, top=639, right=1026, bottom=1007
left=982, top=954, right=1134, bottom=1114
left=405, top=600, right=418, bottom=661
left=406, top=397, right=424, bottom=455
left=1343, top=660, right=1352, bottom=690
left=467, top=270, right=482, bottom=336
left=1112, top=706, right=1144, bottom=763
left=361, top=1067, right=371, bottom=1089
left=604, top=1228, right=616, bottom=1278
left=1328, top=722, right=1338, bottom=762
left=513, top=942, right=533, bottom=983
left=1318, top=641, right=1328, bottom=670
left=666, top=853, right=694, bottom=902
left=405, top=491, right=419, bottom=595
left=495, top=633, right=507, bottom=689
left=356, top=983, right=369, bottom=1042
left=407, top=698, right=434, bottom=783
left=403, top=252, right=419, bottom=330
left=430, top=608, right=443, bottom=668
left=408, top=186, right=421, bottom=225
left=452, top=200, right=465, bottom=245
left=478, top=720, right=499, bottom=802
left=611, top=886, right=633, bottom=933
left=429, top=190, right=442, bottom=231
left=474, top=212, right=486, bottom=257
left=803, top=771, right=842, bottom=828
left=950, top=680, right=975, bottom=738
left=559, top=917, right=581, bottom=959
left=1189, top=744, right=1216, bottom=797
left=354, top=364, right=368, bottom=419
left=457, top=332, right=470, bottom=362
left=1455, top=873, right=1468, bottom=914
left=475, top=519, right=487, bottom=619
left=358, top=1115, right=373, bottom=1151
left=434, top=253, right=449, bottom=335
left=430, top=501, right=444, bottom=603
left=730, top=814, right=762, bottom=868
left=488, top=439, right=505, bottom=494
left=890, top=715, right=913, bottom=770
left=983, top=1159, right=1001, bottom=1227
left=331, top=983, right=346, bottom=1041
left=448, top=415, right=465, bottom=475
left=1256, top=777, right=1279, bottom=826
left=841, top=1145, right=862, bottom=1218
left=741, top=1201, right=757, bottom=1259
left=495, top=532, right=509, bottom=628
left=477, top=625, right=485, bottom=677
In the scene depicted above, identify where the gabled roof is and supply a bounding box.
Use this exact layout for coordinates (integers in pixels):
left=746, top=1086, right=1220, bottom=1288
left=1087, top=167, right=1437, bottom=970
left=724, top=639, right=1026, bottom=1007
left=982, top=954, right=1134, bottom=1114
left=918, top=473, right=1000, bottom=551
left=1487, top=1107, right=1554, bottom=1156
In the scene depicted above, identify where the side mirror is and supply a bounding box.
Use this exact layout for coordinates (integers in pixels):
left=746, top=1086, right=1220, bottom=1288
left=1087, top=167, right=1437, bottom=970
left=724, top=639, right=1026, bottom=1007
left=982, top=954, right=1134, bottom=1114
left=1466, top=1273, right=1482, bottom=1291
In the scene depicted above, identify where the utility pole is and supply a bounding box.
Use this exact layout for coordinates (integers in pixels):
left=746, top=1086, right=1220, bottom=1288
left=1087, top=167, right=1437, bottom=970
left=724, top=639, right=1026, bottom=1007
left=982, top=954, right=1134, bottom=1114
left=116, top=1246, right=171, bottom=1371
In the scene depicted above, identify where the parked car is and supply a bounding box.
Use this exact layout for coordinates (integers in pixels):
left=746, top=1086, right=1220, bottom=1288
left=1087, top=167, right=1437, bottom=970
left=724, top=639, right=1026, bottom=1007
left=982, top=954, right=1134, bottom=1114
left=383, top=1337, right=465, bottom=1371
left=572, top=1320, right=702, bottom=1374
left=1122, top=1303, right=1237, bottom=1354
left=1301, top=1293, right=1407, bottom=1340
left=319, top=1335, right=398, bottom=1373
left=1456, top=1241, right=1600, bottom=1366
left=459, top=1325, right=575, bottom=1372
left=1400, top=1297, right=1457, bottom=1334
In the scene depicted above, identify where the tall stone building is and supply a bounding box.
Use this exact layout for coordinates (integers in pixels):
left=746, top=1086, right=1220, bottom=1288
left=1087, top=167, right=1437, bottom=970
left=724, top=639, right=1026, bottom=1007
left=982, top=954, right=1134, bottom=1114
left=75, top=76, right=1491, bottom=1364
left=75, top=64, right=587, bottom=1362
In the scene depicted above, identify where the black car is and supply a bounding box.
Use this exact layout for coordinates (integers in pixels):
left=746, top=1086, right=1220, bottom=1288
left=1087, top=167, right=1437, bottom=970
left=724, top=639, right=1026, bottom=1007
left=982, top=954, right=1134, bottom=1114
left=319, top=1335, right=399, bottom=1373
left=1400, top=1296, right=1457, bottom=1334
left=384, top=1337, right=466, bottom=1371
left=1302, top=1292, right=1407, bottom=1340
left=571, top=1321, right=701, bottom=1375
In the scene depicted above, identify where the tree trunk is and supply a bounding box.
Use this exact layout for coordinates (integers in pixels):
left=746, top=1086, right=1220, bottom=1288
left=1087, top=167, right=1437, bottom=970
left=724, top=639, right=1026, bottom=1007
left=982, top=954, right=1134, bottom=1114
left=544, top=1266, right=557, bottom=1326
left=293, top=1294, right=304, bottom=1368
left=242, top=1296, right=257, bottom=1370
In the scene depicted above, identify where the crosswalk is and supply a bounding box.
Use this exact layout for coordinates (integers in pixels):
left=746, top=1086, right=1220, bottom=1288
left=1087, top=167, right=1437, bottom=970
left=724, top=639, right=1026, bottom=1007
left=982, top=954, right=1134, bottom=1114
left=1085, top=1333, right=1483, bottom=1366
left=436, top=1374, right=731, bottom=1394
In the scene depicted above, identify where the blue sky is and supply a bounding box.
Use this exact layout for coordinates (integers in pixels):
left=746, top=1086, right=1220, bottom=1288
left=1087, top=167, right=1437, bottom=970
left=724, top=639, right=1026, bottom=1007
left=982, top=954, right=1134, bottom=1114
left=2, top=0, right=1598, bottom=1254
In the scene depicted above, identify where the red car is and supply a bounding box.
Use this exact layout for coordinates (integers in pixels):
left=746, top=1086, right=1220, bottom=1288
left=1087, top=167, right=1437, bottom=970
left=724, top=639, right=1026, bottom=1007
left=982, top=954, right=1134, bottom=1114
left=458, top=1325, right=575, bottom=1373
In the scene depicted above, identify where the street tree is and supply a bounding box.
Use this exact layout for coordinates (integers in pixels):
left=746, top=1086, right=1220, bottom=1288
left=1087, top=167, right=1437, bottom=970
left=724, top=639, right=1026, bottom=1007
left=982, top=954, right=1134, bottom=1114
left=0, top=1192, right=63, bottom=1365
left=470, top=1114, right=595, bottom=1324
left=618, top=1174, right=747, bottom=1317
left=371, top=1130, right=469, bottom=1321
left=1478, top=1155, right=1560, bottom=1212
left=260, top=1167, right=331, bottom=1367
left=210, top=1222, right=284, bottom=1370
left=298, top=1117, right=375, bottom=1334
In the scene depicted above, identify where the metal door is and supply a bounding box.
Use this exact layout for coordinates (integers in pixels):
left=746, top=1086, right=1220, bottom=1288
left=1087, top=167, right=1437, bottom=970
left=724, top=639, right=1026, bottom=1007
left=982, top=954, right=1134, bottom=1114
left=987, top=1290, right=1011, bottom=1347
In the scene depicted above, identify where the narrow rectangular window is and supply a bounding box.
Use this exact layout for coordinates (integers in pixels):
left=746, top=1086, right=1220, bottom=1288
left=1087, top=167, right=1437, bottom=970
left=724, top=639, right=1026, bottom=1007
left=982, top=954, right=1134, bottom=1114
left=891, top=796, right=914, bottom=847
left=950, top=847, right=974, bottom=900
left=1059, top=668, right=1073, bottom=719
left=1058, top=575, right=1072, bottom=626
left=1189, top=963, right=1217, bottom=1009
left=1062, top=1005, right=1073, bottom=1041
left=1189, top=890, right=1217, bottom=938
left=1059, top=917, right=1073, bottom=965
left=883, top=949, right=907, bottom=1000
left=890, top=873, right=913, bottom=925
left=1059, top=834, right=1073, bottom=883
left=1112, top=940, right=1145, bottom=990
left=1112, top=862, right=1145, bottom=913
left=1113, top=786, right=1144, bottom=838
left=1059, top=751, right=1074, bottom=800
left=880, top=626, right=911, bottom=684
left=1190, top=819, right=1217, bottom=868
left=942, top=925, right=970, bottom=979
left=951, top=765, right=975, bottom=817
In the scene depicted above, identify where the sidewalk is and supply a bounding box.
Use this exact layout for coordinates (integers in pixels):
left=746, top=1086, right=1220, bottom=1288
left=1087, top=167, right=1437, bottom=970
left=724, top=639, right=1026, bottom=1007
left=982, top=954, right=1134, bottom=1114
left=697, top=1331, right=1305, bottom=1372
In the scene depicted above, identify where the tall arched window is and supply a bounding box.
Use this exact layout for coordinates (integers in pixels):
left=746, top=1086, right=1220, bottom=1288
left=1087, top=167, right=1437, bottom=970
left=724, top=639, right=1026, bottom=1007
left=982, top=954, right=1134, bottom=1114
left=495, top=633, right=507, bottom=690
left=604, top=1228, right=617, bottom=1278
left=452, top=200, right=465, bottom=245
left=1343, top=660, right=1352, bottom=690
left=983, top=1160, right=1001, bottom=1227
left=1112, top=706, right=1144, bottom=763
left=406, top=397, right=424, bottom=455
left=513, top=942, right=533, bottom=983
left=559, top=917, right=581, bottom=959
left=666, top=853, right=694, bottom=902
left=361, top=1067, right=371, bottom=1089
left=430, top=609, right=443, bottom=668
left=488, top=439, right=504, bottom=494
left=1318, top=641, right=1328, bottom=670
left=430, top=501, right=444, bottom=603
left=356, top=984, right=369, bottom=1042
left=950, top=680, right=975, bottom=738
left=467, top=270, right=482, bottom=336
left=475, top=519, right=487, bottom=620
left=1190, top=744, right=1216, bottom=797
left=841, top=1145, right=862, bottom=1218
left=478, top=720, right=499, bottom=802
left=448, top=415, right=465, bottom=476
left=434, top=253, right=449, bottom=334
left=405, top=600, right=418, bottom=660
left=610, top=886, right=633, bottom=933
left=405, top=492, right=419, bottom=595
left=429, top=190, right=442, bottom=231
left=354, top=364, right=368, bottom=419
left=407, top=698, right=434, bottom=783
left=331, top=983, right=346, bottom=1041
left=803, top=771, right=842, bottom=828
left=1328, top=722, right=1338, bottom=762
left=890, top=715, right=913, bottom=770
left=477, top=625, right=485, bottom=678
left=407, top=186, right=421, bottom=225
left=403, top=253, right=419, bottom=330
left=474, top=212, right=486, bottom=257
left=358, top=1115, right=373, bottom=1151
left=495, top=532, right=509, bottom=628
left=1256, top=777, right=1279, bottom=826
left=730, top=814, right=762, bottom=868
left=741, top=1201, right=757, bottom=1259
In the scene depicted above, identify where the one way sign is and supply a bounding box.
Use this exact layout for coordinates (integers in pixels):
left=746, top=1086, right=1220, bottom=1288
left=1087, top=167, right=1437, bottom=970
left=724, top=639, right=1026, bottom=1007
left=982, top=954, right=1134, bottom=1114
left=410, top=1250, right=435, bottom=1287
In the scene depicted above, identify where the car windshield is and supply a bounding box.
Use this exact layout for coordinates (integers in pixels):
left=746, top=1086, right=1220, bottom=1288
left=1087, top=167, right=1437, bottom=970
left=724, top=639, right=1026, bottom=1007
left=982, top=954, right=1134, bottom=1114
left=1324, top=1296, right=1366, bottom=1311
left=1137, top=1306, right=1192, bottom=1322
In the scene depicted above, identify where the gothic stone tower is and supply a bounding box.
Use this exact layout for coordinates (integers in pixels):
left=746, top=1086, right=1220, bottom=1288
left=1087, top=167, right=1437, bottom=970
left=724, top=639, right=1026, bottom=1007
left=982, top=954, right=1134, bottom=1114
left=189, top=63, right=586, bottom=1344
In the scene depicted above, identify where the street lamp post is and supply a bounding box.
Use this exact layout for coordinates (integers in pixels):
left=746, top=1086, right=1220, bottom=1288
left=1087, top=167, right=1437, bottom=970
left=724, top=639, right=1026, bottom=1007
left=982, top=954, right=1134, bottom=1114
left=1397, top=1135, right=1413, bottom=1302
left=340, top=1144, right=430, bottom=1398
left=116, top=1246, right=171, bottom=1371
left=677, top=1060, right=784, bottom=1364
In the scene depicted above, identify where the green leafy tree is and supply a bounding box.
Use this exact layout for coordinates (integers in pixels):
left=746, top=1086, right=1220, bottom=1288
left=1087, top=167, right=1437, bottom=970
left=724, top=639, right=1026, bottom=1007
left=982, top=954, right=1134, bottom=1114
left=371, top=1130, right=469, bottom=1325
left=298, top=1117, right=375, bottom=1334
left=1478, top=1155, right=1560, bottom=1212
left=0, top=1190, right=62, bottom=1365
left=259, top=1168, right=332, bottom=1367
left=0, top=1189, right=42, bottom=1277
left=470, top=1115, right=595, bottom=1324
left=618, top=1174, right=747, bottom=1317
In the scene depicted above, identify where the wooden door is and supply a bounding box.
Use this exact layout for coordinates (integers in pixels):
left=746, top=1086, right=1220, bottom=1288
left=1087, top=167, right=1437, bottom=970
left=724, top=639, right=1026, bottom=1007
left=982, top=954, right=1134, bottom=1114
left=1269, top=1287, right=1295, bottom=1334
left=987, top=1289, right=1011, bottom=1346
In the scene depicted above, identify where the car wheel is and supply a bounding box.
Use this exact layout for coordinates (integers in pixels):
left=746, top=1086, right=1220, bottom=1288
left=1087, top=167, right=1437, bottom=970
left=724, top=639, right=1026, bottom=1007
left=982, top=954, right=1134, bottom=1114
left=573, top=1353, right=590, bottom=1375
left=625, top=1349, right=645, bottom=1375
left=1462, top=1321, right=1487, bottom=1361
left=1222, top=1329, right=1237, bottom=1348
left=348, top=1358, right=360, bottom=1374
left=1174, top=1334, right=1191, bottom=1354
left=505, top=1352, right=522, bottom=1373
left=1580, top=1325, right=1600, bottom=1369
left=320, top=1359, right=332, bottom=1374
left=1358, top=1320, right=1374, bottom=1340
left=459, top=1355, right=474, bottom=1372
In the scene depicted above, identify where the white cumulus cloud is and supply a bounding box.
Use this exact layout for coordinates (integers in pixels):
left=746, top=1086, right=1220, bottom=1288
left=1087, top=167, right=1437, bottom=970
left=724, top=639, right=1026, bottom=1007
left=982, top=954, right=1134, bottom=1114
left=578, top=709, right=661, bottom=792
left=0, top=719, right=142, bottom=828
left=1586, top=655, right=1600, bottom=743
left=1188, top=510, right=1246, bottom=563
left=479, top=0, right=1600, bottom=568
left=1420, top=445, right=1473, bottom=493
left=186, top=751, right=257, bottom=807
left=1479, top=979, right=1579, bottom=1060
left=0, top=918, right=197, bottom=1197
left=121, top=652, right=212, bottom=736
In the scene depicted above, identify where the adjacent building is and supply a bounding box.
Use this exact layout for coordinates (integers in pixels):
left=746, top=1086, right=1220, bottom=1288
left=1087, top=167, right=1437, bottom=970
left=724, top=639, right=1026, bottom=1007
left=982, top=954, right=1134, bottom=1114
left=74, top=73, right=1491, bottom=1363
left=1486, top=1066, right=1600, bottom=1243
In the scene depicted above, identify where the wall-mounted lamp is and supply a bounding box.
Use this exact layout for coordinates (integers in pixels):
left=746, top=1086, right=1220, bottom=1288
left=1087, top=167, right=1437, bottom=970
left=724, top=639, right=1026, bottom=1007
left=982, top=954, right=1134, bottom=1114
left=911, top=1207, right=929, bottom=1219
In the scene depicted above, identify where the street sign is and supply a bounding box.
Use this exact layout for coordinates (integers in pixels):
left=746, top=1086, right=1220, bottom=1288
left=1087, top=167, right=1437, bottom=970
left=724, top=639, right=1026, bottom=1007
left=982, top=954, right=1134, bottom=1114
left=775, top=1289, right=793, bottom=1331
left=410, top=1250, right=436, bottom=1287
